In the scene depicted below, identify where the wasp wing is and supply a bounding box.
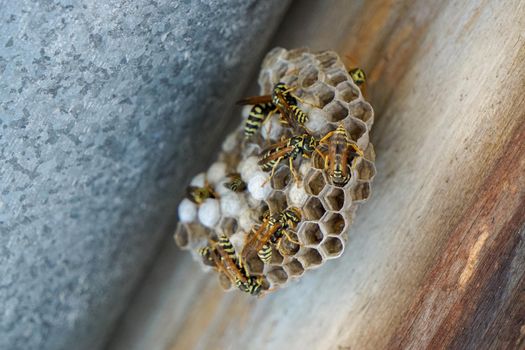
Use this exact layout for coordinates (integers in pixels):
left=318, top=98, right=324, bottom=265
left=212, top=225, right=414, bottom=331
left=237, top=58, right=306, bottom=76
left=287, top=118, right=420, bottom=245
left=236, top=95, right=272, bottom=105
left=258, top=145, right=294, bottom=165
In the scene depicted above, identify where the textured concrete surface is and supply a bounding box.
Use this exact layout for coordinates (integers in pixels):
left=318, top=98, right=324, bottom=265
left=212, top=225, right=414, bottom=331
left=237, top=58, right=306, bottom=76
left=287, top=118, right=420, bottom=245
left=0, top=1, right=290, bottom=349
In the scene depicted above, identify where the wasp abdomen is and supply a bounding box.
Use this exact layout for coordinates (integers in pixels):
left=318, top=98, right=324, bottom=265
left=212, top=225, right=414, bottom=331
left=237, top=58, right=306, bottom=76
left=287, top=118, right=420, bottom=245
left=244, top=102, right=275, bottom=138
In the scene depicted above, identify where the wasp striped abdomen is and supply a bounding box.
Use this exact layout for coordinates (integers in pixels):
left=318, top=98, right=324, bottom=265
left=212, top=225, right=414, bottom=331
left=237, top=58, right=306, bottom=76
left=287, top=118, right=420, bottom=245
left=223, top=173, right=246, bottom=192
left=218, top=234, right=237, bottom=260
left=258, top=244, right=273, bottom=263
left=316, top=124, right=365, bottom=186
left=244, top=102, right=275, bottom=138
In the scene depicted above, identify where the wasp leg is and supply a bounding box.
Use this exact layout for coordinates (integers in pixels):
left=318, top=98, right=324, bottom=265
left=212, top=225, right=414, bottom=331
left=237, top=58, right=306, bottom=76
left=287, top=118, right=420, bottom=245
left=282, top=86, right=297, bottom=95
left=276, top=236, right=283, bottom=253
left=289, top=157, right=300, bottom=183
left=292, top=94, right=321, bottom=109
left=348, top=142, right=364, bottom=157
left=319, top=130, right=335, bottom=144
left=315, top=148, right=327, bottom=159
left=282, top=229, right=301, bottom=245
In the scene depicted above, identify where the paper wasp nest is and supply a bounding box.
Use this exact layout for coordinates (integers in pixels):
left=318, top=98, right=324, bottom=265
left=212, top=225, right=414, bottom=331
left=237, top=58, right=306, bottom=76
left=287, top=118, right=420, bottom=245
left=175, top=48, right=376, bottom=293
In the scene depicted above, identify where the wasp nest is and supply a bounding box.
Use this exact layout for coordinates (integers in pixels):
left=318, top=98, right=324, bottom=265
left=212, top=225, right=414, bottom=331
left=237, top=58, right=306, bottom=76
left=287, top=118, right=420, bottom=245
left=174, top=47, right=376, bottom=294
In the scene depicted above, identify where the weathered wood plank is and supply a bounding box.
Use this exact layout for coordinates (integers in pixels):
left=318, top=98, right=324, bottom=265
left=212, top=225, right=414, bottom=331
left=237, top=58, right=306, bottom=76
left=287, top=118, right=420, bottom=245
left=109, top=0, right=525, bottom=349
left=388, top=119, right=525, bottom=349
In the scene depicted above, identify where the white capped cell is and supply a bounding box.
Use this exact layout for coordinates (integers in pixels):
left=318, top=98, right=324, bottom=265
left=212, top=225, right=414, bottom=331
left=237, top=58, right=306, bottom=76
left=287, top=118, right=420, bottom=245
left=220, top=193, right=244, bottom=218
left=288, top=182, right=309, bottom=207
left=178, top=198, right=197, bottom=223
left=305, top=108, right=331, bottom=135
left=222, top=131, right=239, bottom=153
left=261, top=116, right=284, bottom=141
left=207, top=162, right=227, bottom=184
left=238, top=210, right=255, bottom=232
left=238, top=156, right=260, bottom=180
left=190, top=172, right=206, bottom=187
left=229, top=231, right=248, bottom=252
left=247, top=171, right=272, bottom=200
left=215, top=180, right=232, bottom=196
left=198, top=199, right=221, bottom=228
left=241, top=105, right=252, bottom=120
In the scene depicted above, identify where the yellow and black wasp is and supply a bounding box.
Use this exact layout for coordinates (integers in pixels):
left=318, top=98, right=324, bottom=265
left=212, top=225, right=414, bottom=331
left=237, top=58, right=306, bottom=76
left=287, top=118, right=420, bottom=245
left=258, top=133, right=318, bottom=182
left=199, top=234, right=263, bottom=296
left=315, top=123, right=364, bottom=186
left=241, top=207, right=302, bottom=264
left=344, top=54, right=367, bottom=96
left=223, top=173, right=246, bottom=192
left=237, top=82, right=311, bottom=138
left=349, top=67, right=366, bottom=87
left=186, top=181, right=217, bottom=205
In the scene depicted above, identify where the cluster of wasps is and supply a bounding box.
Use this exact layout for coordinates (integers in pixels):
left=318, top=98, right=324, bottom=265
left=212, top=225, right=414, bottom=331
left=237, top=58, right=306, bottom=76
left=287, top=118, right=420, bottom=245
left=186, top=66, right=367, bottom=296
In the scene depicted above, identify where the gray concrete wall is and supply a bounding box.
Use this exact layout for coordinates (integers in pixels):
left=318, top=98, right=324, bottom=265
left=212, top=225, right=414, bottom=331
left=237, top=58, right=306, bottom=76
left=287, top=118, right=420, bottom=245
left=0, top=1, right=290, bottom=349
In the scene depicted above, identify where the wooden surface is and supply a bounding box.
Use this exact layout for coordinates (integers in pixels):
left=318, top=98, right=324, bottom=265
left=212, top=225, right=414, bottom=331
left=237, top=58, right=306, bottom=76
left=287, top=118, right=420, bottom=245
left=108, top=1, right=525, bottom=349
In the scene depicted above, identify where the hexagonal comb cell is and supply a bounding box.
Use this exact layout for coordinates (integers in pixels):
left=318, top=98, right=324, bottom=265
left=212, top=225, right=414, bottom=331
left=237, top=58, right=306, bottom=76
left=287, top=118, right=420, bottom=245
left=343, top=117, right=367, bottom=142
left=299, top=248, right=323, bottom=269
left=220, top=217, right=238, bottom=236
left=348, top=100, right=373, bottom=123
left=271, top=167, right=291, bottom=190
left=285, top=48, right=308, bottom=60
left=262, top=47, right=284, bottom=67
left=275, top=60, right=289, bottom=77
left=303, top=197, right=326, bottom=221
left=336, top=81, right=359, bottom=103
left=174, top=223, right=189, bottom=248
left=320, top=212, right=346, bottom=236
left=245, top=254, right=265, bottom=275
left=311, top=149, right=326, bottom=170
left=325, top=101, right=348, bottom=122
left=269, top=249, right=284, bottom=265
left=278, top=231, right=301, bottom=256
left=174, top=222, right=212, bottom=249
left=350, top=182, right=371, bottom=202
left=325, top=67, right=348, bottom=86
left=284, top=259, right=305, bottom=277
left=311, top=82, right=335, bottom=108
left=300, top=66, right=319, bottom=88
left=266, top=191, right=288, bottom=213
left=279, top=231, right=301, bottom=256
left=267, top=267, right=288, bottom=285
left=320, top=237, right=344, bottom=259
left=304, top=170, right=326, bottom=195
left=316, top=51, right=338, bottom=68
left=356, top=158, right=376, bottom=181
left=299, top=222, right=324, bottom=246
left=322, top=187, right=345, bottom=211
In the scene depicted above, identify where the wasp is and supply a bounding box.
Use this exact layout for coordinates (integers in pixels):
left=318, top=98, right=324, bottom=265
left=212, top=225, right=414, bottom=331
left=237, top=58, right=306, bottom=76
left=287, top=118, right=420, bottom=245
left=237, top=82, right=311, bottom=138
left=223, top=173, right=246, bottom=192
left=186, top=181, right=217, bottom=205
left=344, top=54, right=366, bottom=87
left=349, top=67, right=366, bottom=87
left=199, top=235, right=263, bottom=295
left=258, top=134, right=318, bottom=183
left=315, top=124, right=364, bottom=186
left=242, top=207, right=302, bottom=264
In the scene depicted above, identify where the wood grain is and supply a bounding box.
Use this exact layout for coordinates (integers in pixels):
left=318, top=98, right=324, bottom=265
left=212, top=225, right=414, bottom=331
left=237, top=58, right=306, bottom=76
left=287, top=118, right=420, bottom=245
left=109, top=1, right=525, bottom=349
